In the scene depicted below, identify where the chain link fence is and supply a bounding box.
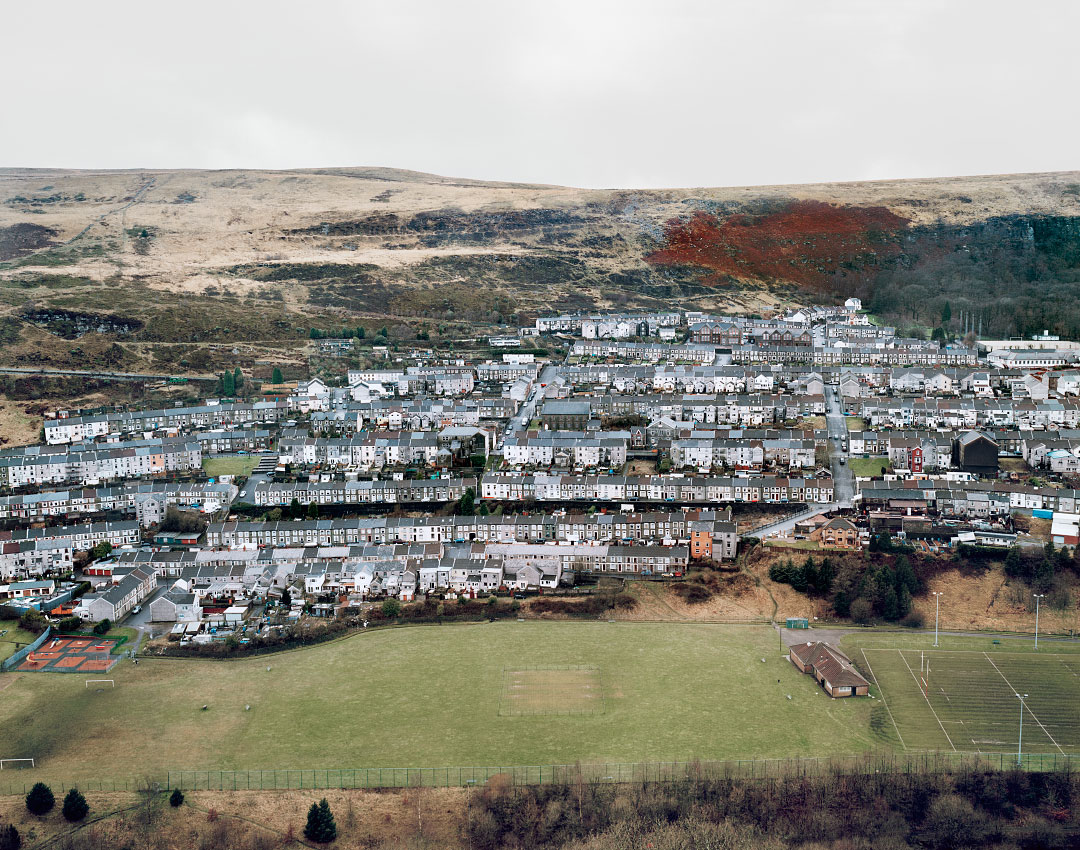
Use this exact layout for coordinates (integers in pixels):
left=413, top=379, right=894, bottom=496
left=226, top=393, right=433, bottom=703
left=1, top=751, right=1076, bottom=796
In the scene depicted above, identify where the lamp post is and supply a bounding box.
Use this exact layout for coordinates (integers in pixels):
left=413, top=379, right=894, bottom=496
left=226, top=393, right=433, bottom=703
left=1017, top=693, right=1028, bottom=767
left=1033, top=594, right=1045, bottom=650
left=931, top=591, right=943, bottom=647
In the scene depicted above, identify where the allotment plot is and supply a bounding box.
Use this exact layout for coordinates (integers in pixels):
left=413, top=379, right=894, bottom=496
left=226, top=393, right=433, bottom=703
left=860, top=648, right=1080, bottom=753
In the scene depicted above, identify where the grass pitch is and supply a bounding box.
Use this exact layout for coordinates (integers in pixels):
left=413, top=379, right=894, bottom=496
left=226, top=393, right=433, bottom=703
left=847, top=635, right=1080, bottom=754
left=848, top=456, right=892, bottom=477
left=499, top=666, right=604, bottom=716
left=0, top=622, right=876, bottom=783
left=202, top=455, right=259, bottom=480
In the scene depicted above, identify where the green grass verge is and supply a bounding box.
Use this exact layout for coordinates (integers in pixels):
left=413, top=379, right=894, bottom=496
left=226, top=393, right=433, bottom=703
left=0, top=622, right=878, bottom=783
left=0, top=620, right=40, bottom=663
left=202, top=455, right=259, bottom=479
left=848, top=456, right=892, bottom=477
left=845, top=416, right=866, bottom=431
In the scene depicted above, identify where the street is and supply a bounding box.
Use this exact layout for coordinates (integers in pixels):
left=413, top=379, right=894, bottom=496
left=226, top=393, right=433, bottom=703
left=502, top=362, right=559, bottom=444
left=825, top=385, right=855, bottom=507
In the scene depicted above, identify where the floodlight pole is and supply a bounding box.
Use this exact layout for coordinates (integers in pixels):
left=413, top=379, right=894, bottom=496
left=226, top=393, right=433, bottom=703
left=932, top=592, right=943, bottom=647
left=1017, top=693, right=1028, bottom=767
left=1033, top=594, right=1044, bottom=650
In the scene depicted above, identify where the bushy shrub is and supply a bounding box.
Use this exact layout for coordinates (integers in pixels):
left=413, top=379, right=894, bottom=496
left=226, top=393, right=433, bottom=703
left=849, top=597, right=874, bottom=624
left=613, top=592, right=638, bottom=610
left=670, top=582, right=712, bottom=604
left=17, top=610, right=46, bottom=635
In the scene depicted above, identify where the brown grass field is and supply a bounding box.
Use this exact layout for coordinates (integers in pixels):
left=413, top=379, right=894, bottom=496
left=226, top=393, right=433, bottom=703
left=499, top=666, right=605, bottom=716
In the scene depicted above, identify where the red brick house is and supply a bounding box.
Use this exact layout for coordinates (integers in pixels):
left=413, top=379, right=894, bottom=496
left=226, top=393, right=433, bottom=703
left=789, top=641, right=870, bottom=698
left=809, top=517, right=860, bottom=549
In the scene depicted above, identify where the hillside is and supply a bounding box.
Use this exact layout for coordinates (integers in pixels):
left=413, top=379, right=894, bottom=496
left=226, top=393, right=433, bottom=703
left=1, top=167, right=1080, bottom=370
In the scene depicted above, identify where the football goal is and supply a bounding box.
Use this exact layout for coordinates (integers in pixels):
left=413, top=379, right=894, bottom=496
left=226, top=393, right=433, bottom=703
left=0, top=758, right=35, bottom=769
left=85, top=679, right=115, bottom=689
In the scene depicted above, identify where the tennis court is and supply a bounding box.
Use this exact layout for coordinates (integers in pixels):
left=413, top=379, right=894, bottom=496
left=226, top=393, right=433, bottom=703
left=13, top=634, right=122, bottom=674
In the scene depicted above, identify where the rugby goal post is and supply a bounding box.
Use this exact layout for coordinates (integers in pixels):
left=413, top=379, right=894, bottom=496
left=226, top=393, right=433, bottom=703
left=85, top=679, right=115, bottom=689
left=0, top=759, right=35, bottom=769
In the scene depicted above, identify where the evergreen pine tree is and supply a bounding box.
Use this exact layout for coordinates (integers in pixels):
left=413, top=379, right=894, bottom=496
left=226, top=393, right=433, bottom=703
left=816, top=557, right=835, bottom=595
left=306, top=501, right=320, bottom=520
left=1034, top=558, right=1055, bottom=593
left=1004, top=546, right=1025, bottom=578
left=169, top=788, right=185, bottom=807
left=898, top=586, right=913, bottom=618
left=893, top=555, right=919, bottom=596
left=233, top=367, right=243, bottom=391
left=272, top=367, right=284, bottom=384
left=25, top=783, right=54, bottom=816
left=0, top=824, right=20, bottom=850
left=304, top=798, right=337, bottom=843
left=802, top=556, right=818, bottom=594
left=62, top=788, right=89, bottom=822
left=458, top=487, right=476, bottom=516
left=882, top=585, right=900, bottom=621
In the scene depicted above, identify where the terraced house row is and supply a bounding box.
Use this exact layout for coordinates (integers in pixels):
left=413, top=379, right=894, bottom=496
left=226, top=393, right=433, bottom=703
left=479, top=472, right=834, bottom=504
left=590, top=392, right=826, bottom=424
left=43, top=401, right=290, bottom=445
left=1, top=520, right=140, bottom=551
left=194, top=533, right=690, bottom=583
left=249, top=477, right=477, bottom=507
left=502, top=431, right=629, bottom=468
left=0, top=481, right=236, bottom=525
left=206, top=509, right=736, bottom=557
left=669, top=437, right=816, bottom=470
left=0, top=438, right=202, bottom=487
left=858, top=478, right=1080, bottom=517
left=854, top=397, right=1080, bottom=430
left=311, top=398, right=518, bottom=434
left=277, top=428, right=491, bottom=468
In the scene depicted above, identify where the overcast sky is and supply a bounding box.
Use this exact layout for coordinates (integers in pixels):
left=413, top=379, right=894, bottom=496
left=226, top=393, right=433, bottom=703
left=3, top=0, right=1076, bottom=189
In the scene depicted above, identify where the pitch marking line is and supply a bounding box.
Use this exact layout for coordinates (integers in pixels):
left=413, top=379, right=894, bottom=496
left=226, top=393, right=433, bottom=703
left=859, top=648, right=906, bottom=750
left=897, top=649, right=956, bottom=752
left=983, top=653, right=1066, bottom=756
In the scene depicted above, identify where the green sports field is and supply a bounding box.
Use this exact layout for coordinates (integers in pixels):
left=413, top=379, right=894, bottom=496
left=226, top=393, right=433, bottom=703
left=0, top=622, right=877, bottom=784
left=202, top=455, right=259, bottom=479
left=844, top=634, right=1080, bottom=754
